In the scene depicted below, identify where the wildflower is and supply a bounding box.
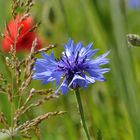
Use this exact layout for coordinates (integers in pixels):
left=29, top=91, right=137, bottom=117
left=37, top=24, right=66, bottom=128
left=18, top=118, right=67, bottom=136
left=33, top=39, right=110, bottom=94
left=2, top=15, right=42, bottom=52
left=129, top=0, right=140, bottom=8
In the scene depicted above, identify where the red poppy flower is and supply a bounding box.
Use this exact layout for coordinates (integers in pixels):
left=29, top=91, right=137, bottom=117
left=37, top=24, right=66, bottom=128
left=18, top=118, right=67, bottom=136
left=2, top=15, right=42, bottom=52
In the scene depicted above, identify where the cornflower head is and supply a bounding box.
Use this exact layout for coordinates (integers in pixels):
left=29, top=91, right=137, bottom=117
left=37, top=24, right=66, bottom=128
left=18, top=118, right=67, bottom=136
left=129, top=0, right=140, bottom=8
left=33, top=39, right=110, bottom=94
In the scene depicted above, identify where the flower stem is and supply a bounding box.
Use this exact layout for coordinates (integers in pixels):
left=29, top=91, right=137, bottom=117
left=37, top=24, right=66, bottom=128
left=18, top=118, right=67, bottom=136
left=75, top=89, right=91, bottom=140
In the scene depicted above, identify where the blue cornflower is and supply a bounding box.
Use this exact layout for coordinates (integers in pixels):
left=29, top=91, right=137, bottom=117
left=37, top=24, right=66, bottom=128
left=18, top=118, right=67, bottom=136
left=33, top=39, right=110, bottom=94
left=129, top=0, right=140, bottom=8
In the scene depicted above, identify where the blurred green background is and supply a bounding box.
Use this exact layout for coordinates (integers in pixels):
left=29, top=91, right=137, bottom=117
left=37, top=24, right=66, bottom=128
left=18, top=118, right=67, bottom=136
left=0, top=0, right=140, bottom=139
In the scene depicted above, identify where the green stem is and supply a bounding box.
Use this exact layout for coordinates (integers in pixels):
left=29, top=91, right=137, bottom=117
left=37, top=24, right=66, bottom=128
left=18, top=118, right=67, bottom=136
left=10, top=69, right=14, bottom=138
left=75, top=89, right=91, bottom=140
